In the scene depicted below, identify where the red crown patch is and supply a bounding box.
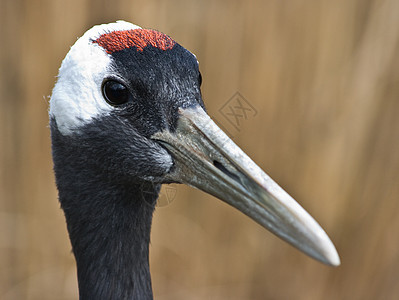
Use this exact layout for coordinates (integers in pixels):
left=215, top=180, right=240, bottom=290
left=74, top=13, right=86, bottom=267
left=93, top=29, right=176, bottom=54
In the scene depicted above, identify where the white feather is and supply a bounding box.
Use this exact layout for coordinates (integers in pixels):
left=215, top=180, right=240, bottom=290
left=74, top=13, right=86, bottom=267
left=49, top=21, right=141, bottom=135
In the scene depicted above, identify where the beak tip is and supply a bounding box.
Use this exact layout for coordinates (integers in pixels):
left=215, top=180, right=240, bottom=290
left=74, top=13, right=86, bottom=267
left=325, top=247, right=341, bottom=267
left=316, top=237, right=341, bottom=267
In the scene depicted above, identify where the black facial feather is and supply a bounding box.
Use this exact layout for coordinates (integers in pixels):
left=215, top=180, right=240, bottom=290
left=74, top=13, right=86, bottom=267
left=109, top=44, right=205, bottom=133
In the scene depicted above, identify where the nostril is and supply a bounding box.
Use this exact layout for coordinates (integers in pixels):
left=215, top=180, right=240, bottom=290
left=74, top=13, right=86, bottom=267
left=213, top=160, right=241, bottom=183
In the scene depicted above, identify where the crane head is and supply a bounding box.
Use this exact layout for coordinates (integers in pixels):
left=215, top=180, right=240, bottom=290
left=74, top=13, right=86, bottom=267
left=50, top=21, right=340, bottom=267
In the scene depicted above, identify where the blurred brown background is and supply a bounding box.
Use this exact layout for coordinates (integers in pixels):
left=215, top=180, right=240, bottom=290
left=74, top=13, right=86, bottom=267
left=1, top=0, right=399, bottom=299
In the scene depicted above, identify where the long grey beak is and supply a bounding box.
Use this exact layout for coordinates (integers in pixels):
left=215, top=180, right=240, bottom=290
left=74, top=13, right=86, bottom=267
left=152, top=106, right=340, bottom=266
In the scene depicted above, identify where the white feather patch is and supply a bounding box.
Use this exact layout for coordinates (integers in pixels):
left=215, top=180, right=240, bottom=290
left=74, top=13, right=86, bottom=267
left=49, top=21, right=141, bottom=135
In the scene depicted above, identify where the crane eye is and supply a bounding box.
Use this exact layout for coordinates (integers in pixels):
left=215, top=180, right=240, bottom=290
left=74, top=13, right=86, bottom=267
left=102, top=80, right=129, bottom=105
left=198, top=72, right=202, bottom=86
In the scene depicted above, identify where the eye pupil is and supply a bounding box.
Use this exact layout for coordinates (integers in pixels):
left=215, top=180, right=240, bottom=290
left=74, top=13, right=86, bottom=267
left=102, top=80, right=129, bottom=105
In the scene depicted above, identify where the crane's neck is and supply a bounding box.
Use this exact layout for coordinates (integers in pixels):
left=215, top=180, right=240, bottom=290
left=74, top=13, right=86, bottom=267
left=51, top=131, right=159, bottom=300
left=67, top=183, right=157, bottom=299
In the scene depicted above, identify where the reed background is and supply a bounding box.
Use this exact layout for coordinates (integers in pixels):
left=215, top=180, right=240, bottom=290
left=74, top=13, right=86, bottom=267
left=1, top=0, right=399, bottom=299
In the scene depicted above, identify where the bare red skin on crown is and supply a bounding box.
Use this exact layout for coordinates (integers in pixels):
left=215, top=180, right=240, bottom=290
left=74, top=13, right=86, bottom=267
left=93, top=29, right=176, bottom=53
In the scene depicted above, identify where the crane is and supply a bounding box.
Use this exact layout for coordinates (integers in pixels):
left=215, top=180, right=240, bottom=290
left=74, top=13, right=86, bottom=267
left=49, top=21, right=340, bottom=299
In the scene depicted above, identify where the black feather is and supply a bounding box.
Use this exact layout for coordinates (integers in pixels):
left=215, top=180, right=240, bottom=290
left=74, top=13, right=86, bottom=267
left=51, top=41, right=204, bottom=299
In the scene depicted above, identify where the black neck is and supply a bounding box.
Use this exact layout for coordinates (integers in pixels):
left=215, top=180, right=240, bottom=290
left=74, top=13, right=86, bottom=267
left=52, top=131, right=159, bottom=299
left=61, top=178, right=158, bottom=299
left=75, top=185, right=158, bottom=299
